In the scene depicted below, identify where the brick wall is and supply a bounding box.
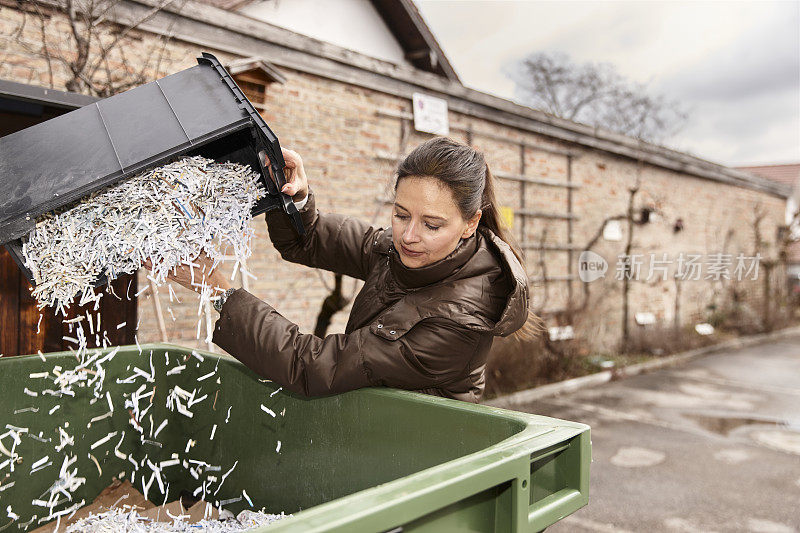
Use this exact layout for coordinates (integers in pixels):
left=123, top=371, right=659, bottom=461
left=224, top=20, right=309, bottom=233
left=0, top=4, right=787, bottom=353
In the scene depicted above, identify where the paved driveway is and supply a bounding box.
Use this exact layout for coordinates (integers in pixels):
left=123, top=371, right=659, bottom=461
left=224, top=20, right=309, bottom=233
left=511, top=336, right=800, bottom=532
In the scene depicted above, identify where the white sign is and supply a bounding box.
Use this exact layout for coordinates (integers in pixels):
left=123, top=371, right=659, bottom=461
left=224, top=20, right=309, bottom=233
left=412, top=93, right=449, bottom=135
left=548, top=325, right=575, bottom=341
left=635, top=312, right=656, bottom=325
left=603, top=220, right=622, bottom=241
left=695, top=323, right=715, bottom=335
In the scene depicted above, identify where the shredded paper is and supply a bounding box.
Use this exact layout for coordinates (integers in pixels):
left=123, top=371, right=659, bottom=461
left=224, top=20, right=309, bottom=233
left=22, top=156, right=265, bottom=314
left=63, top=508, right=288, bottom=532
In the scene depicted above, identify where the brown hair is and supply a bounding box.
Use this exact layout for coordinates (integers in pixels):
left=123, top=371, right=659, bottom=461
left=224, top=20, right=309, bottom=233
left=394, top=136, right=522, bottom=262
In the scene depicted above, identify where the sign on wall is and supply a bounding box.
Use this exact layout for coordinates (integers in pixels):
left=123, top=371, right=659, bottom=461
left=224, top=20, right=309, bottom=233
left=413, top=93, right=449, bottom=136
left=549, top=325, right=575, bottom=341
left=498, top=206, right=515, bottom=230
left=635, top=312, right=656, bottom=325
left=603, top=220, right=623, bottom=241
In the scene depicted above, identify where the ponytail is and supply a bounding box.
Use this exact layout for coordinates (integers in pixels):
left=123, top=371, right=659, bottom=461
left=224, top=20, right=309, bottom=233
left=480, top=163, right=544, bottom=341
left=478, top=163, right=524, bottom=264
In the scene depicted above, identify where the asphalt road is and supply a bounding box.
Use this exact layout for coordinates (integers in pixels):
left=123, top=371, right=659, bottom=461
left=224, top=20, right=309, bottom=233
left=514, top=335, right=800, bottom=533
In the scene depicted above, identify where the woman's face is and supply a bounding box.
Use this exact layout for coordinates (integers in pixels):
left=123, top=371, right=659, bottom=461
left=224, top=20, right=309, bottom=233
left=392, top=176, right=481, bottom=268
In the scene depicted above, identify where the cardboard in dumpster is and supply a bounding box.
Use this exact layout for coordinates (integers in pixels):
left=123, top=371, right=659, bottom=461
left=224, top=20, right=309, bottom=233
left=32, top=478, right=219, bottom=532
left=139, top=499, right=220, bottom=523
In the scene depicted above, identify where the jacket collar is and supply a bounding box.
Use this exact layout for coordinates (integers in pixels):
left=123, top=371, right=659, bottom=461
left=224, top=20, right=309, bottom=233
left=373, top=226, right=530, bottom=336
left=385, top=232, right=479, bottom=289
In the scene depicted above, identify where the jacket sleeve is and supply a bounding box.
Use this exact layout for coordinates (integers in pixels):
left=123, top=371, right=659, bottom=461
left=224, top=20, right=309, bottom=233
left=265, top=189, right=382, bottom=281
left=213, top=289, right=484, bottom=397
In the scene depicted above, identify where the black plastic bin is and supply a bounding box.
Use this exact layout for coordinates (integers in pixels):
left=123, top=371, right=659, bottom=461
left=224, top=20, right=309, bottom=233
left=0, top=52, right=302, bottom=286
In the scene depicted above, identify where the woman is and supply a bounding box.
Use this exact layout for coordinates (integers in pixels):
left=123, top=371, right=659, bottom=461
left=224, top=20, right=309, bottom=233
left=154, top=137, right=529, bottom=403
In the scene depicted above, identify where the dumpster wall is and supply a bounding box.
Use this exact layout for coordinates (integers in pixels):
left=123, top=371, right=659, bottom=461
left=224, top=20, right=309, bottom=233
left=0, top=345, right=590, bottom=532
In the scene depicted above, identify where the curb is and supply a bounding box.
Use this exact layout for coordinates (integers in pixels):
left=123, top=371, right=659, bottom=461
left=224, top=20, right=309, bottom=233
left=485, top=324, right=800, bottom=409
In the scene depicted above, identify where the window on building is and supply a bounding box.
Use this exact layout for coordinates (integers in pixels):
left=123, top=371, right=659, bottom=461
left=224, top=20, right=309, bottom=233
left=236, top=76, right=267, bottom=107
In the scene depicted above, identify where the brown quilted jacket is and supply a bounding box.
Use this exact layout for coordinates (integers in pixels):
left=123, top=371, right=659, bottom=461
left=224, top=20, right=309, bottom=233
left=213, top=190, right=528, bottom=403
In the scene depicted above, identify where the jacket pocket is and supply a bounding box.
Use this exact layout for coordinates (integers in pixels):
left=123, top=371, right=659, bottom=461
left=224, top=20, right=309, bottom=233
left=369, top=319, right=411, bottom=341
left=368, top=299, right=429, bottom=340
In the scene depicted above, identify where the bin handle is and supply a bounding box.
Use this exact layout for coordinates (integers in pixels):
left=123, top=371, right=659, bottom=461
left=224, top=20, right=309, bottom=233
left=198, top=52, right=305, bottom=236
left=525, top=434, right=589, bottom=529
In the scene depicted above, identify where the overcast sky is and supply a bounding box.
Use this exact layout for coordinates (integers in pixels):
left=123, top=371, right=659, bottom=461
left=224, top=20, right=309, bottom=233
left=415, top=0, right=800, bottom=167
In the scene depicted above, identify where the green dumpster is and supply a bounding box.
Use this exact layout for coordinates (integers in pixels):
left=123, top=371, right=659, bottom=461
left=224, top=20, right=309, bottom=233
left=0, top=344, right=590, bottom=532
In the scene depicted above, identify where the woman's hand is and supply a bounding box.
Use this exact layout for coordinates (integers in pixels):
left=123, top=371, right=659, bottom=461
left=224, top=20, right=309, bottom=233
left=264, top=147, right=308, bottom=202
left=142, top=251, right=232, bottom=294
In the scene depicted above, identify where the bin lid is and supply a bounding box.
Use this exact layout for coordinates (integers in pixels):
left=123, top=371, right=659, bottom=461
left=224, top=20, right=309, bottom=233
left=0, top=53, right=300, bottom=245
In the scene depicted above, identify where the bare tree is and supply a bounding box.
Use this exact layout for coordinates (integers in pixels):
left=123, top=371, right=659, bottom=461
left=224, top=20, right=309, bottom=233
left=314, top=273, right=350, bottom=337
left=5, top=0, right=183, bottom=97
left=507, top=51, right=687, bottom=143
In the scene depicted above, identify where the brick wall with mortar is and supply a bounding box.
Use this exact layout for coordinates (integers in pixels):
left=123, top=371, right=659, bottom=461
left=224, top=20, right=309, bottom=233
left=0, top=5, right=787, bottom=354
